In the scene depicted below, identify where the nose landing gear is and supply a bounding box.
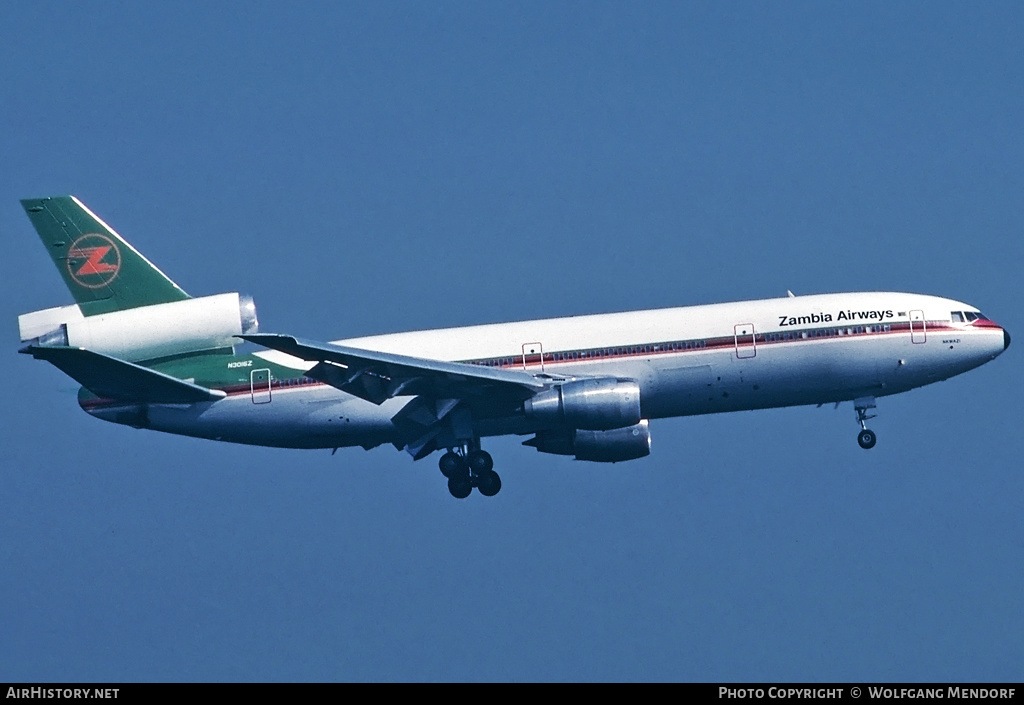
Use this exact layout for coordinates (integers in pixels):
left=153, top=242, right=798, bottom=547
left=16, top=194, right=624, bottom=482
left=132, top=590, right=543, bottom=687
left=438, top=447, right=500, bottom=498
left=854, top=397, right=877, bottom=449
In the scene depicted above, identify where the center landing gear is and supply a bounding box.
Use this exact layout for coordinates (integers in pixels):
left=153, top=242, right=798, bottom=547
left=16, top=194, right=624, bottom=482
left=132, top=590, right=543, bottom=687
left=857, top=428, right=877, bottom=450
left=438, top=448, right=500, bottom=498
left=854, top=397, right=877, bottom=449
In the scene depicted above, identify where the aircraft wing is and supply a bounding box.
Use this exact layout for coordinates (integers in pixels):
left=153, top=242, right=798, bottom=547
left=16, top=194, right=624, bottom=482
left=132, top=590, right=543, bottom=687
left=242, top=333, right=545, bottom=405
left=21, top=345, right=227, bottom=404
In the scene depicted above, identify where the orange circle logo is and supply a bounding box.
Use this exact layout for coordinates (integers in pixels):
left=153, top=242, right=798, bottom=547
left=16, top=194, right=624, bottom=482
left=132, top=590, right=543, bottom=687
left=66, top=233, right=121, bottom=289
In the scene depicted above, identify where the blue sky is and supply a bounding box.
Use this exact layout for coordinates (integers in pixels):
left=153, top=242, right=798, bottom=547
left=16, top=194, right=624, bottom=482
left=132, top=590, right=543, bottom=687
left=2, top=2, right=1021, bottom=681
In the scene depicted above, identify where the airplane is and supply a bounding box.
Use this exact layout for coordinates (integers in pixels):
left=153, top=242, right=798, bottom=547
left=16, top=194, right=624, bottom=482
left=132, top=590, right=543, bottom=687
left=17, top=196, right=1011, bottom=498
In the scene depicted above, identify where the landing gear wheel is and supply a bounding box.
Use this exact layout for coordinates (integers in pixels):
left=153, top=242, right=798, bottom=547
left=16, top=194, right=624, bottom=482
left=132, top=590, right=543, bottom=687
left=466, top=450, right=494, bottom=473
left=447, top=476, right=473, bottom=499
left=857, top=429, right=877, bottom=449
left=441, top=445, right=497, bottom=498
left=476, top=469, right=502, bottom=497
left=439, top=451, right=464, bottom=479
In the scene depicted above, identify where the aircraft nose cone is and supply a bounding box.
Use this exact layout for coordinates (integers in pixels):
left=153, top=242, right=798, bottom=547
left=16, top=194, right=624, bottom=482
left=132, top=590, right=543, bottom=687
left=1005, top=328, right=1011, bottom=351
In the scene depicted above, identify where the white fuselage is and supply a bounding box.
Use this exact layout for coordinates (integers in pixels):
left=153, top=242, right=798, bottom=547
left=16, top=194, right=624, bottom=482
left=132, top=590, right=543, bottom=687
left=109, top=291, right=1008, bottom=450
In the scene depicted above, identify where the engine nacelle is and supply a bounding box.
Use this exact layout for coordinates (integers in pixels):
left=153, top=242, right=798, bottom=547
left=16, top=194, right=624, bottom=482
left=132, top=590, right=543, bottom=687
left=524, top=420, right=652, bottom=462
left=19, top=292, right=258, bottom=362
left=523, top=378, right=642, bottom=431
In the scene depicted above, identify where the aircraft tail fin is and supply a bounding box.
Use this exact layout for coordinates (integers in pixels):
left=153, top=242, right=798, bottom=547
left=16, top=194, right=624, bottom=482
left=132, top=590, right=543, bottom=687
left=21, top=196, right=190, bottom=316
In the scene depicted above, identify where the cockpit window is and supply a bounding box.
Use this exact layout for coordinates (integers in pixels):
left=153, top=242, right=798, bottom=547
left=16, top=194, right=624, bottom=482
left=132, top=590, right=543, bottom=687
left=975, top=312, right=990, bottom=321
left=964, top=312, right=979, bottom=322
left=951, top=311, right=965, bottom=322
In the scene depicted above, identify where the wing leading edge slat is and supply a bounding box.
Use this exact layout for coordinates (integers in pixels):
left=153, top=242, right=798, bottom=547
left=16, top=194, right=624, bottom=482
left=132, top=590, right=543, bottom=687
left=242, top=333, right=544, bottom=405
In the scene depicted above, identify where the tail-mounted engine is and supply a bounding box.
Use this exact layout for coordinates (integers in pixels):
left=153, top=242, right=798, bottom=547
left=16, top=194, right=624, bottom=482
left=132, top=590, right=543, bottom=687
left=524, top=420, right=652, bottom=462
left=18, top=292, right=258, bottom=362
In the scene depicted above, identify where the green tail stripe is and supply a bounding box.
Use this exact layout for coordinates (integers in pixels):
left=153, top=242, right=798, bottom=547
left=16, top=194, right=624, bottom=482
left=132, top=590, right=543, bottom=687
left=21, top=196, right=189, bottom=316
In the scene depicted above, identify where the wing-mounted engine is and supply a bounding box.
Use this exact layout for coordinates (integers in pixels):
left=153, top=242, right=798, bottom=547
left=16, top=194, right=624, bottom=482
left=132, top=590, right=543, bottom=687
left=18, top=292, right=258, bottom=362
left=524, top=420, right=652, bottom=462
left=522, top=377, right=650, bottom=462
left=523, top=377, right=641, bottom=430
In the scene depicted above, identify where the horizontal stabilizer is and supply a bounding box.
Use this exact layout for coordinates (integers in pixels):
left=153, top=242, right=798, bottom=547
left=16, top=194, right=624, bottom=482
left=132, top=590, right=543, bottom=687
left=21, top=346, right=226, bottom=404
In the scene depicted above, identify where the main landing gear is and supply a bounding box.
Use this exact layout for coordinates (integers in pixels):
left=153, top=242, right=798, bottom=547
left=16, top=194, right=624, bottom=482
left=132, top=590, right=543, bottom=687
left=438, top=448, right=501, bottom=499
left=854, top=397, right=877, bottom=450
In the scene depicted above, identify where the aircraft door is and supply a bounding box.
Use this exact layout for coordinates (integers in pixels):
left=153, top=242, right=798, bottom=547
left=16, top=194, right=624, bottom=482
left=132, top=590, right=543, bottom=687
left=909, top=310, right=926, bottom=344
left=251, top=368, right=272, bottom=404
left=522, top=342, right=544, bottom=372
left=734, top=324, right=756, bottom=359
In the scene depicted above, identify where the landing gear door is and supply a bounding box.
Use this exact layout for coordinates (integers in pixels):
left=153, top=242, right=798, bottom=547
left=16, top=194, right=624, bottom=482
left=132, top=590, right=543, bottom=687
left=734, top=324, right=756, bottom=359
left=522, top=342, right=544, bottom=372
left=909, top=310, right=926, bottom=344
left=251, top=368, right=272, bottom=404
